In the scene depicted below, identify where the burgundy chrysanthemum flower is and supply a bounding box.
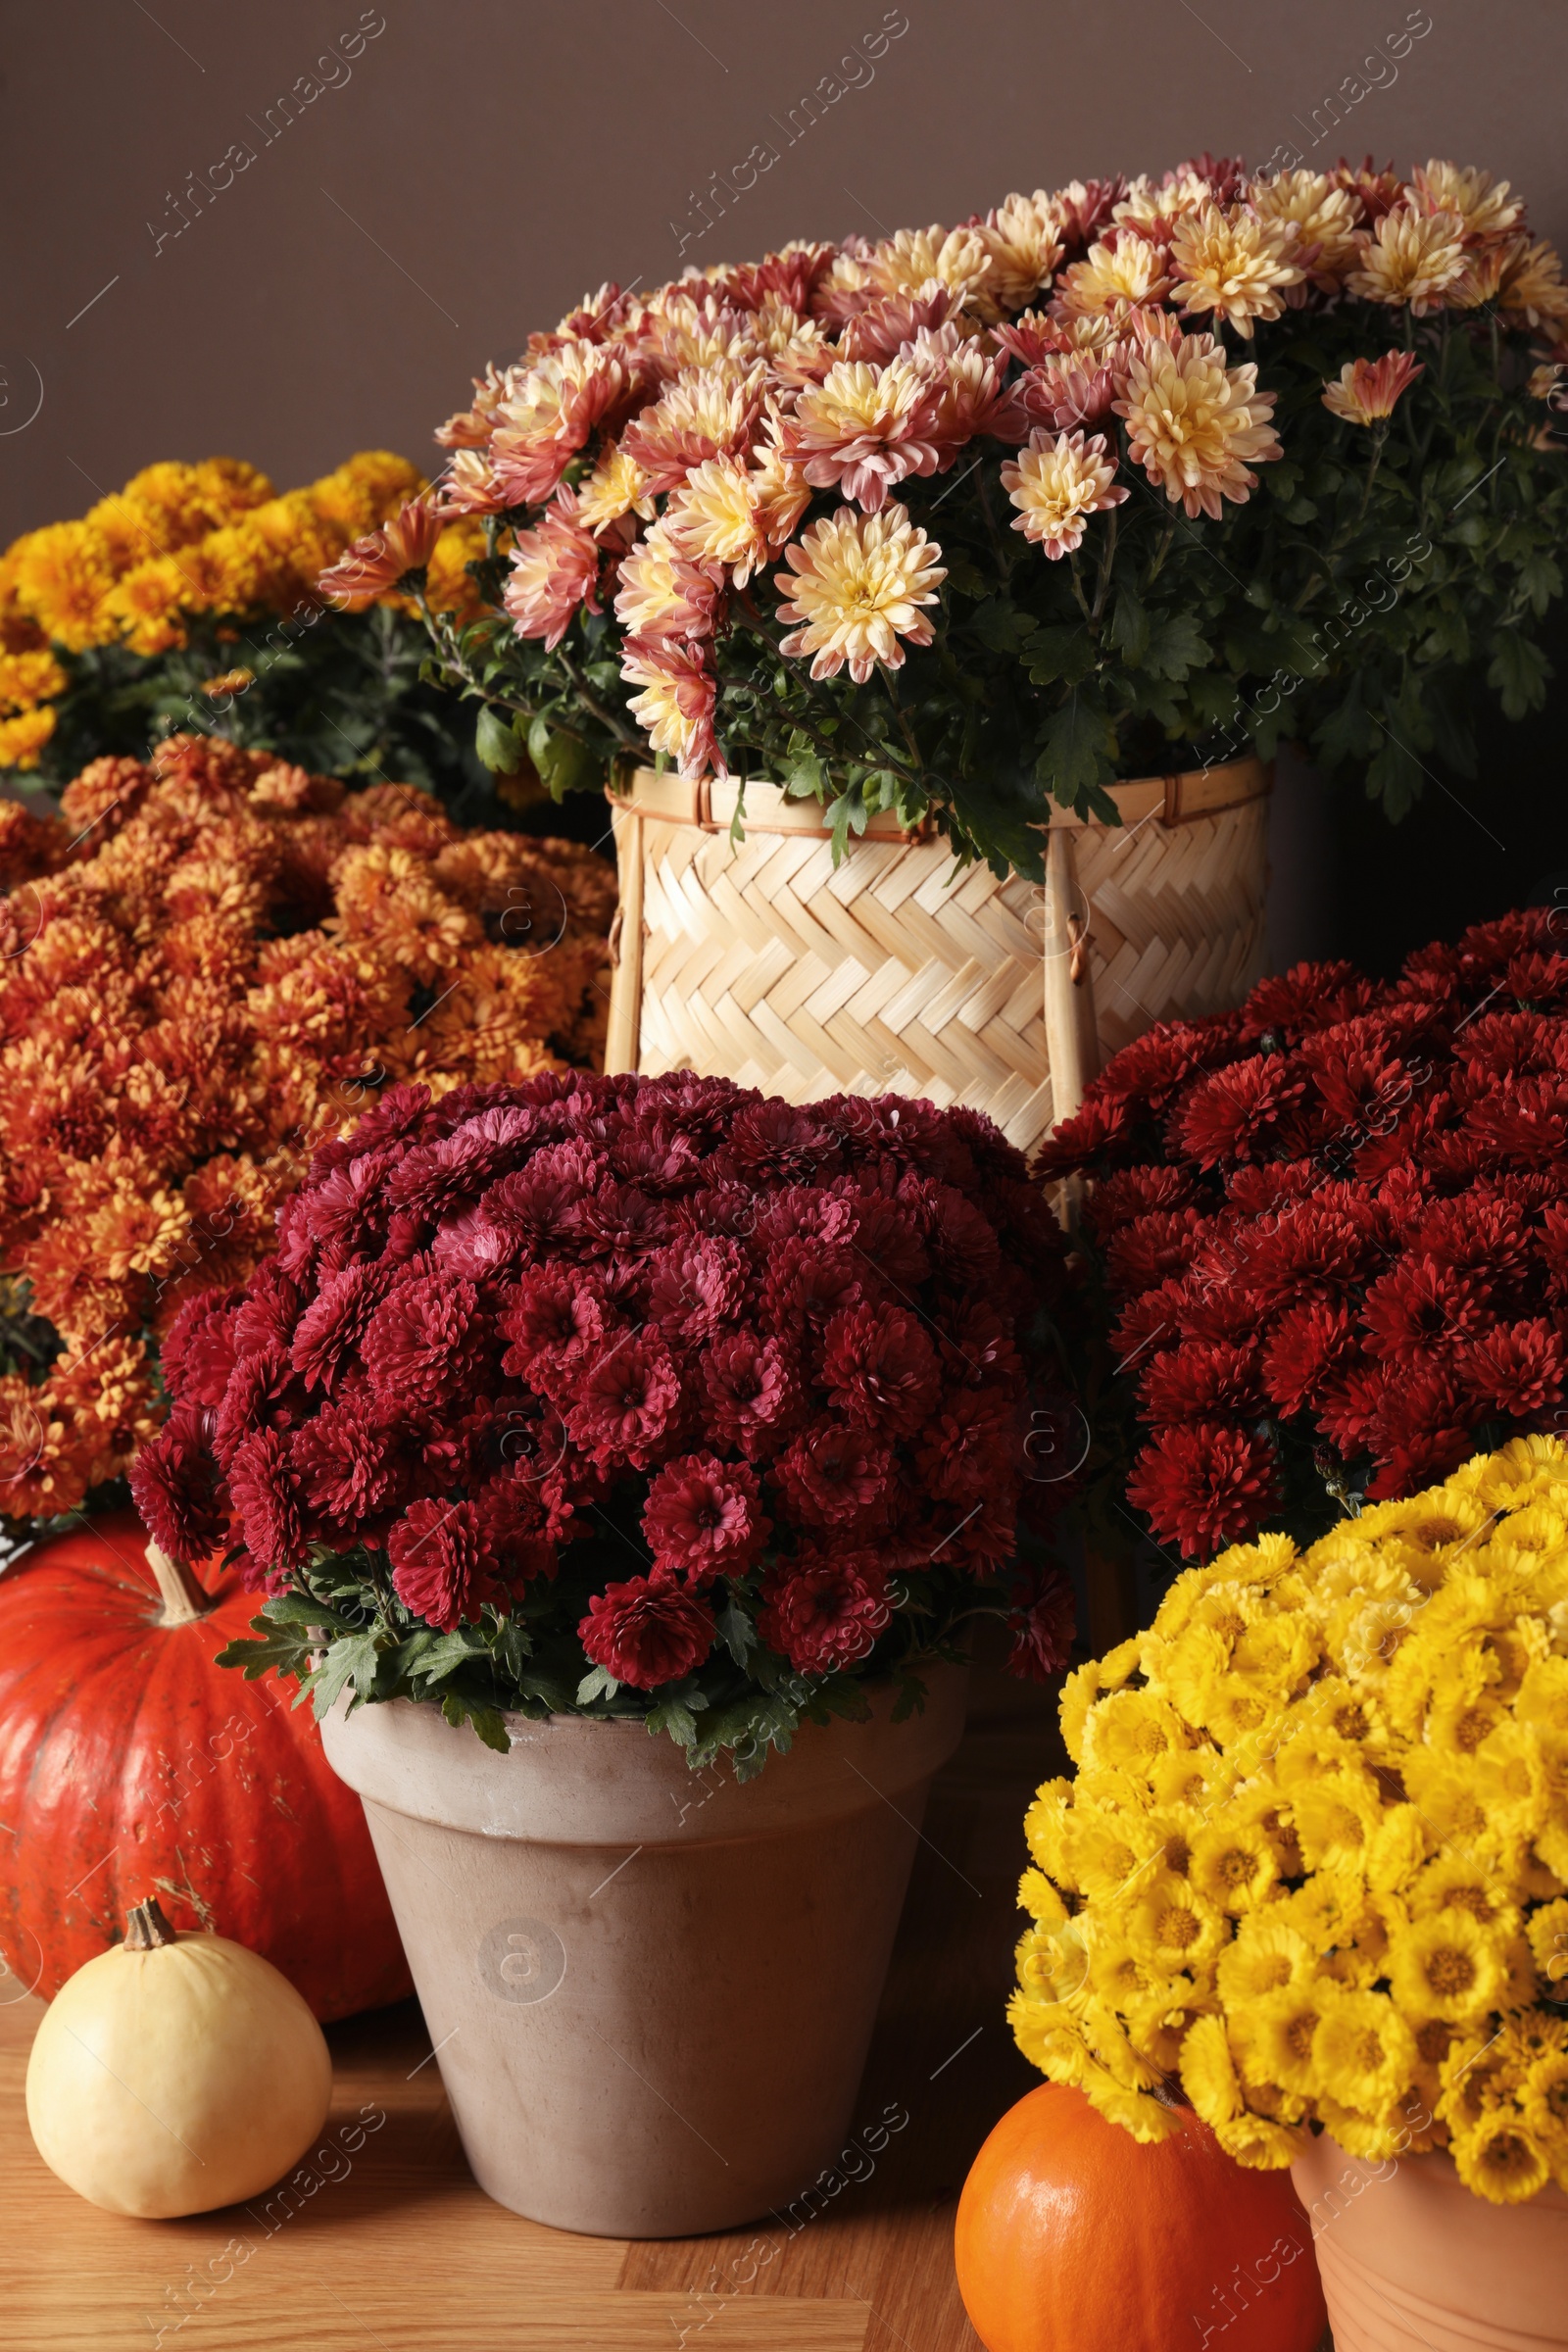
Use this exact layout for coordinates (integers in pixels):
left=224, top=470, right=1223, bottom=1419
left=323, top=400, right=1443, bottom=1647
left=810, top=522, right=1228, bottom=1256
left=227, top=1426, right=307, bottom=1582
left=645, top=1237, right=749, bottom=1341
left=363, top=1271, right=491, bottom=1407
left=160, top=1288, right=243, bottom=1409
left=772, top=1421, right=894, bottom=1529
left=1259, top=1300, right=1357, bottom=1419
left=820, top=1303, right=940, bottom=1438
left=579, top=1571, right=715, bottom=1689
left=756, top=1551, right=891, bottom=1673
left=566, top=1332, right=683, bottom=1465
left=1005, top=1566, right=1076, bottom=1682
left=1125, top=1422, right=1282, bottom=1559
left=641, top=1451, right=767, bottom=1582
left=290, top=1392, right=408, bottom=1534
left=1361, top=1255, right=1489, bottom=1364
left=703, top=1331, right=801, bottom=1455
left=1173, top=1054, right=1307, bottom=1169
left=498, top=1266, right=612, bottom=1387
left=388, top=1496, right=500, bottom=1633
left=1457, top=1319, right=1565, bottom=1420
left=1139, top=1338, right=1262, bottom=1427
left=289, top=1262, right=391, bottom=1395
left=128, top=1401, right=226, bottom=1562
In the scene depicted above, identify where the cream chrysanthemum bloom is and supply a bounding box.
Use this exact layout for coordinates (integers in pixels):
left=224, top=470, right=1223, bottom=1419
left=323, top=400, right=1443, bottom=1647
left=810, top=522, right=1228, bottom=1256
left=574, top=442, right=656, bottom=532
left=1411, top=160, right=1521, bottom=243
left=999, top=427, right=1128, bottom=559
left=1348, top=207, right=1469, bottom=314
left=1115, top=332, right=1282, bottom=518
left=978, top=190, right=1065, bottom=315
left=865, top=222, right=992, bottom=307
left=1498, top=236, right=1568, bottom=331
left=612, top=517, right=717, bottom=640
left=1169, top=204, right=1303, bottom=335
left=1058, top=232, right=1172, bottom=318
left=773, top=502, right=945, bottom=683
left=664, top=455, right=770, bottom=584
left=1250, top=170, right=1363, bottom=290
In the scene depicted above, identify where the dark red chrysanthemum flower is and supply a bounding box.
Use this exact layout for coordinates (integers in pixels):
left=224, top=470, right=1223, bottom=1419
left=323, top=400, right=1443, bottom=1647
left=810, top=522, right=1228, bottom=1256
left=757, top=1551, right=890, bottom=1673
left=362, top=1271, right=490, bottom=1407
left=641, top=1451, right=767, bottom=1582
left=1173, top=1054, right=1307, bottom=1169
left=703, top=1331, right=801, bottom=1455
left=579, top=1571, right=715, bottom=1689
left=566, top=1332, right=682, bottom=1465
left=226, top=1426, right=307, bottom=1582
left=645, top=1236, right=749, bottom=1341
left=498, top=1266, right=612, bottom=1387
left=727, top=1099, right=842, bottom=1183
left=1361, top=1255, right=1489, bottom=1364
left=1125, top=1422, right=1282, bottom=1559
left=1140, top=1338, right=1262, bottom=1427
left=820, top=1304, right=940, bottom=1438
left=1005, top=1567, right=1076, bottom=1682
left=1361, top=1364, right=1473, bottom=1498
left=128, top=1401, right=226, bottom=1562
left=1105, top=1208, right=1208, bottom=1296
left=772, top=1421, right=894, bottom=1529
left=1457, top=1319, right=1565, bottom=1420
left=290, top=1392, right=408, bottom=1534
left=1259, top=1300, right=1357, bottom=1419
left=388, top=1496, right=500, bottom=1633
left=161, top=1287, right=243, bottom=1409
left=289, top=1261, right=391, bottom=1395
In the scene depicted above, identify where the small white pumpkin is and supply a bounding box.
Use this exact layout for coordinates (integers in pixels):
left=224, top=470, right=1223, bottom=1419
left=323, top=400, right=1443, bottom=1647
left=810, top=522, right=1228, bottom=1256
left=25, top=1896, right=333, bottom=2217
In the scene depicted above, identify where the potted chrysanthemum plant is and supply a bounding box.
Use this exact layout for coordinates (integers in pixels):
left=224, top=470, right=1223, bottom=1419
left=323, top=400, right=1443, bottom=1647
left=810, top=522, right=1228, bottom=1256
left=130, top=1068, right=1082, bottom=2236
left=1037, top=903, right=1568, bottom=1566
left=1007, top=1438, right=1568, bottom=2351
left=333, top=154, right=1567, bottom=1152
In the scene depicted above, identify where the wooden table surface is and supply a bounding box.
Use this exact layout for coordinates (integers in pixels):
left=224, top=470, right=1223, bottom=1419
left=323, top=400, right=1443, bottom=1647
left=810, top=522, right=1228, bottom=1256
left=0, top=1653, right=1069, bottom=2352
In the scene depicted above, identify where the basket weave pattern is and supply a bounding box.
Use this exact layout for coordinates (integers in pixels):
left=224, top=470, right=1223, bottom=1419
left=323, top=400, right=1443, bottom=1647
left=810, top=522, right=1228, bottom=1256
left=607, top=762, right=1269, bottom=1156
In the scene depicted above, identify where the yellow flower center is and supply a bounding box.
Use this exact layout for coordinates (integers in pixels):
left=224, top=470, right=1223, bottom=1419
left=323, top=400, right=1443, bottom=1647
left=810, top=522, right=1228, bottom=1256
left=1425, top=1945, right=1476, bottom=1997
left=1214, top=1847, right=1255, bottom=1887
left=1286, top=2012, right=1318, bottom=2061
left=1158, top=1905, right=1200, bottom=1950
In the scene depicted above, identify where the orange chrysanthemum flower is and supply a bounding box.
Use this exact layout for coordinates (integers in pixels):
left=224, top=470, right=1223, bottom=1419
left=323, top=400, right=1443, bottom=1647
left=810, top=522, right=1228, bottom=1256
left=0, top=734, right=613, bottom=1517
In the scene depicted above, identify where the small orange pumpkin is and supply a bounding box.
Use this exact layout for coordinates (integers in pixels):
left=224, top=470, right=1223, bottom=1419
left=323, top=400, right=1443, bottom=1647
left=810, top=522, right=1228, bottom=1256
left=955, top=2084, right=1327, bottom=2352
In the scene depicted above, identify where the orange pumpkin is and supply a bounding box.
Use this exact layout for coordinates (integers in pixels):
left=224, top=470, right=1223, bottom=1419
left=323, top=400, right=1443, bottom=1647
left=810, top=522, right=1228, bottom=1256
left=955, top=2083, right=1327, bottom=2352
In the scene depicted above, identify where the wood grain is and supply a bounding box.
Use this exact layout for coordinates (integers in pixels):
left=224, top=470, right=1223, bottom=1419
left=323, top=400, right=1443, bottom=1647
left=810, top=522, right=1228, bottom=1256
left=0, top=1642, right=1066, bottom=2351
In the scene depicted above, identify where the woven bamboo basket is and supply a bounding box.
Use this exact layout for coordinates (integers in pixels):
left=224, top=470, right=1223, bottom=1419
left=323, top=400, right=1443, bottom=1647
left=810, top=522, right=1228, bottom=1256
left=603, top=758, right=1270, bottom=1153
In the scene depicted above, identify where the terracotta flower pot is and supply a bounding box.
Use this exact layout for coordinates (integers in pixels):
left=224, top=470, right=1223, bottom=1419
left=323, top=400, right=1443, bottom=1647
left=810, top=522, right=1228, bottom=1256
left=321, top=1672, right=967, bottom=2237
left=1291, top=2128, right=1568, bottom=2351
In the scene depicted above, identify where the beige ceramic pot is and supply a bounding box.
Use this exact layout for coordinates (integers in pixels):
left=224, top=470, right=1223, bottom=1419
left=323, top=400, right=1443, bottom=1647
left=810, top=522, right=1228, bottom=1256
left=321, top=1673, right=966, bottom=2237
left=1292, top=2127, right=1568, bottom=2351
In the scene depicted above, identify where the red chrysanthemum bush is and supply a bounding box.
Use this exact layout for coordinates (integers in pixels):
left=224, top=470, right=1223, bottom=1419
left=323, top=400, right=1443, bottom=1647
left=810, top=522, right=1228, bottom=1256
left=1040, top=906, right=1568, bottom=1559
left=133, top=1070, right=1082, bottom=1769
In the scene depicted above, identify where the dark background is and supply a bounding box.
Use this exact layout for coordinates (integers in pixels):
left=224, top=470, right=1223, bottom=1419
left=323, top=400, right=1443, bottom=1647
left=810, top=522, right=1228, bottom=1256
left=2, top=0, right=1564, bottom=967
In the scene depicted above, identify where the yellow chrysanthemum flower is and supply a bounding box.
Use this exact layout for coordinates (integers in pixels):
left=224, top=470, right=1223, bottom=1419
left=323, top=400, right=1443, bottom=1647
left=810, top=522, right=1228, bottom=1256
left=1389, top=1907, right=1509, bottom=2025
left=1188, top=1817, right=1279, bottom=1915
left=1450, top=2117, right=1552, bottom=2205
left=1312, top=1987, right=1416, bottom=2114
left=0, top=706, right=57, bottom=768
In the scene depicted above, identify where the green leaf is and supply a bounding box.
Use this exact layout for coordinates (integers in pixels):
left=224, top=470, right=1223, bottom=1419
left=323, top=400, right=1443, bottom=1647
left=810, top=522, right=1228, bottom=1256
left=440, top=1690, right=510, bottom=1751
left=969, top=597, right=1032, bottom=656
left=1035, top=686, right=1115, bottom=814
left=1488, top=632, right=1551, bottom=721
left=474, top=704, right=525, bottom=774
left=1107, top=585, right=1150, bottom=666
left=645, top=1694, right=700, bottom=1748
left=576, top=1664, right=619, bottom=1706
left=1142, top=612, right=1211, bottom=682
left=715, top=1598, right=759, bottom=1671
left=1022, top=622, right=1095, bottom=689
left=526, top=720, right=598, bottom=800
left=214, top=1621, right=315, bottom=1685
left=305, top=1632, right=382, bottom=1722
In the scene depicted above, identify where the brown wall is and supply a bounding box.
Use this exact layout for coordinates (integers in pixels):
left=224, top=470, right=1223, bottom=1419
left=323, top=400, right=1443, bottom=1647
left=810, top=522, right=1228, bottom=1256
left=1, top=0, right=1564, bottom=541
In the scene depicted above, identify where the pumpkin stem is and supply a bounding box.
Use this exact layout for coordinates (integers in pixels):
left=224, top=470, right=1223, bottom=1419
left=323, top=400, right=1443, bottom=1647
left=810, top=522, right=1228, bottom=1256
left=123, top=1897, right=179, bottom=1950
left=144, top=1540, right=211, bottom=1627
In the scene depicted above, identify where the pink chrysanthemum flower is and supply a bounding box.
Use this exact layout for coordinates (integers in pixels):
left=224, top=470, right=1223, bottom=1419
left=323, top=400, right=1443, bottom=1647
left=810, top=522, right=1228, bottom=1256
left=617, top=363, right=767, bottom=496
left=488, top=342, right=642, bottom=506
left=318, top=498, right=444, bottom=608
left=502, top=490, right=603, bottom=649
left=1322, top=351, right=1425, bottom=426
left=1114, top=331, right=1282, bottom=519
left=779, top=357, right=944, bottom=513
left=1169, top=203, right=1303, bottom=337
left=1000, top=427, right=1128, bottom=559
left=620, top=636, right=725, bottom=779
left=773, top=502, right=945, bottom=683
left=612, top=517, right=721, bottom=640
